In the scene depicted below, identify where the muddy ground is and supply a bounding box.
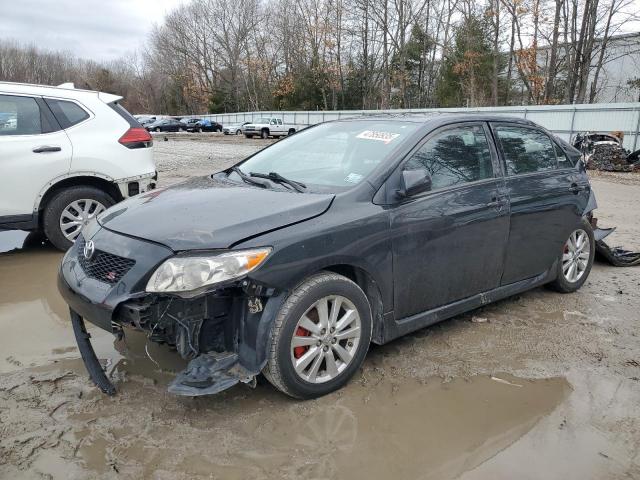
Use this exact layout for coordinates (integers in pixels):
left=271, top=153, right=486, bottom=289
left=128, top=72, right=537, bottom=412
left=1, top=133, right=640, bottom=479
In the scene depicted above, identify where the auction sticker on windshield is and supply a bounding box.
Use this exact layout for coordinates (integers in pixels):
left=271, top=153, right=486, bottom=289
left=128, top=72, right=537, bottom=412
left=356, top=130, right=400, bottom=144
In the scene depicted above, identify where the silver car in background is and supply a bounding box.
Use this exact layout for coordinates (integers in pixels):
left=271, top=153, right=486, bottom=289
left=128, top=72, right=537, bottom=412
left=223, top=121, right=251, bottom=135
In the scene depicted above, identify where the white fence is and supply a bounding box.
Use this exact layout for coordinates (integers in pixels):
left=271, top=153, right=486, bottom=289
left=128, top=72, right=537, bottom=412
left=195, top=102, right=640, bottom=151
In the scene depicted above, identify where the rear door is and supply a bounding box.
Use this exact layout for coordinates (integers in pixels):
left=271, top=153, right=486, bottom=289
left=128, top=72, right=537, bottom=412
left=490, top=123, right=589, bottom=285
left=0, top=94, right=72, bottom=219
left=390, top=122, right=510, bottom=319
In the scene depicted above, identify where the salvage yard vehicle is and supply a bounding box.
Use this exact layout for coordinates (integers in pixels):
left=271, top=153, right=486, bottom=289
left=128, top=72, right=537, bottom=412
left=193, top=118, right=223, bottom=133
left=223, top=121, right=251, bottom=135
left=179, top=117, right=201, bottom=131
left=145, top=117, right=182, bottom=132
left=243, top=116, right=301, bottom=138
left=0, top=81, right=156, bottom=251
left=59, top=114, right=604, bottom=400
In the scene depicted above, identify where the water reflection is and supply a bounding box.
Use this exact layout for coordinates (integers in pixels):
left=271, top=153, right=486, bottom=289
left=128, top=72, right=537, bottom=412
left=0, top=230, right=119, bottom=372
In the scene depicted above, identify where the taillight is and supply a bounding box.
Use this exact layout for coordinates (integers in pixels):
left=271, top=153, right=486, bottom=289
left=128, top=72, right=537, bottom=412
left=118, top=127, right=152, bottom=149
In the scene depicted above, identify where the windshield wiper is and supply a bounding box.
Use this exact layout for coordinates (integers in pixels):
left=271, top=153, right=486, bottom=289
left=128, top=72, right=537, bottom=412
left=229, top=166, right=268, bottom=188
left=249, top=172, right=306, bottom=192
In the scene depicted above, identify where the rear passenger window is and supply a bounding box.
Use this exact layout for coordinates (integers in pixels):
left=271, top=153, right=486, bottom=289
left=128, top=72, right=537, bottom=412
left=403, top=124, right=494, bottom=191
left=45, top=99, right=89, bottom=129
left=494, top=125, right=558, bottom=175
left=0, top=95, right=42, bottom=136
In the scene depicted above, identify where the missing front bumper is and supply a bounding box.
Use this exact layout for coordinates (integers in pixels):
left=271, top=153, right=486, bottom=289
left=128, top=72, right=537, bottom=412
left=68, top=285, right=286, bottom=397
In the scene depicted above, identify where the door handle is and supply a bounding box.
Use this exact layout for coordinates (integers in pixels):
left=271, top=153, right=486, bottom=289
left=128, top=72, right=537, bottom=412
left=33, top=146, right=61, bottom=153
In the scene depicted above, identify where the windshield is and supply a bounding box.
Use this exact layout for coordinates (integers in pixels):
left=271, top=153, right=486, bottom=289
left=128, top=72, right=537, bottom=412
left=256, top=117, right=272, bottom=123
left=237, top=120, right=418, bottom=191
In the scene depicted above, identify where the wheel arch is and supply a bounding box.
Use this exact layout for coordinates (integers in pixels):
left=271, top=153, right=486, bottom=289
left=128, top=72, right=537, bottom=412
left=317, top=264, right=385, bottom=344
left=35, top=174, right=123, bottom=218
left=248, top=262, right=386, bottom=374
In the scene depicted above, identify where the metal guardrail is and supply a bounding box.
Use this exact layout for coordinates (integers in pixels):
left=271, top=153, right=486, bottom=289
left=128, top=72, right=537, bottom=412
left=173, top=103, right=640, bottom=151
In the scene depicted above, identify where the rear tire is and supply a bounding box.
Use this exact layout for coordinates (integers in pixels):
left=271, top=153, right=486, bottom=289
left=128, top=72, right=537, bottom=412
left=236, top=129, right=242, bottom=135
left=263, top=272, right=372, bottom=399
left=43, top=186, right=116, bottom=251
left=288, top=128, right=296, bottom=135
left=547, top=218, right=595, bottom=293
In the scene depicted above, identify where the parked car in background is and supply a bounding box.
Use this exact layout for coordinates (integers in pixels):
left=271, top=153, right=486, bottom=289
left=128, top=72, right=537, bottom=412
left=146, top=118, right=182, bottom=132
left=0, top=81, right=156, bottom=251
left=243, top=117, right=301, bottom=139
left=180, top=118, right=201, bottom=132
left=59, top=114, right=601, bottom=401
left=136, top=116, right=156, bottom=126
left=223, top=121, right=251, bottom=135
left=194, top=119, right=222, bottom=132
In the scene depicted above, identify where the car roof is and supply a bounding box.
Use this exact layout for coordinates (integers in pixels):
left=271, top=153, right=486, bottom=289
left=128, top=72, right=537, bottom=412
left=0, top=81, right=122, bottom=104
left=336, top=112, right=538, bottom=128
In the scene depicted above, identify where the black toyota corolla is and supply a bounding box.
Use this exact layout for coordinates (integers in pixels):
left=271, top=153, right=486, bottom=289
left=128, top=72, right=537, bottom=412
left=59, top=114, right=604, bottom=399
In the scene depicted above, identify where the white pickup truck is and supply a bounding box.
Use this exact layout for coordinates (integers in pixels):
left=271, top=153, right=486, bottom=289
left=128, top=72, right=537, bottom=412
left=243, top=116, right=302, bottom=139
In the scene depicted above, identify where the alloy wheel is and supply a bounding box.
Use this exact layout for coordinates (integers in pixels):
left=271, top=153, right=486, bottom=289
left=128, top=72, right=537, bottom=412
left=59, top=199, right=106, bottom=241
left=290, top=295, right=362, bottom=384
left=562, top=229, right=590, bottom=283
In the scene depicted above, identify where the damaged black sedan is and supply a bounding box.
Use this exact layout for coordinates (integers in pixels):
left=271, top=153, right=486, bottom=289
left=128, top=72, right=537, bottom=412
left=59, top=114, right=604, bottom=399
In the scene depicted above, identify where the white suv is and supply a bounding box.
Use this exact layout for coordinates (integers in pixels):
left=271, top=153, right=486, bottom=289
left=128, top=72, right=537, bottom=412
left=0, top=82, right=157, bottom=250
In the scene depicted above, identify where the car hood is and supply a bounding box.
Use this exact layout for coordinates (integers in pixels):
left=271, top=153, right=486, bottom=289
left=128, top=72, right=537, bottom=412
left=98, top=175, right=334, bottom=251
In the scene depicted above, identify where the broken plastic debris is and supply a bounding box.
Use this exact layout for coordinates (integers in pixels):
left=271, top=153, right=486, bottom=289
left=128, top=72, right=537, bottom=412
left=490, top=376, right=523, bottom=388
left=471, top=316, right=489, bottom=323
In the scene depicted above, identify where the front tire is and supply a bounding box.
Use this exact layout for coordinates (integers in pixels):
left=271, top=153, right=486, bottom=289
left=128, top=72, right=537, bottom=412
left=43, top=186, right=116, bottom=251
left=263, top=272, right=372, bottom=399
left=261, top=129, right=269, bottom=139
left=548, top=218, right=595, bottom=293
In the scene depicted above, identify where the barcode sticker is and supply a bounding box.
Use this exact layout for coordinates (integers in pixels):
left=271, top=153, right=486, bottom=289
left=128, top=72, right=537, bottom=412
left=356, top=130, right=400, bottom=144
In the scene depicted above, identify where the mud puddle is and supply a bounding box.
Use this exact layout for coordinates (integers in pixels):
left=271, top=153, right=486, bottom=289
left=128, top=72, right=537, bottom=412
left=0, top=231, right=147, bottom=374
left=61, top=372, right=570, bottom=479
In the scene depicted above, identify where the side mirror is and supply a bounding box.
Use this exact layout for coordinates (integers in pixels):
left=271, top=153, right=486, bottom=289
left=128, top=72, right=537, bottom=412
left=397, top=169, right=432, bottom=198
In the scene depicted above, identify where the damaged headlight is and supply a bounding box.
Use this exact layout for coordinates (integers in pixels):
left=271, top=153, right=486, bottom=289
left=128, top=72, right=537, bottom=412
left=146, top=247, right=271, bottom=295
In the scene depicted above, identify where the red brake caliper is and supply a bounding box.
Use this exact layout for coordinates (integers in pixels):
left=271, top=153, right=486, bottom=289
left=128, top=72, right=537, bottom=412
left=293, top=327, right=310, bottom=359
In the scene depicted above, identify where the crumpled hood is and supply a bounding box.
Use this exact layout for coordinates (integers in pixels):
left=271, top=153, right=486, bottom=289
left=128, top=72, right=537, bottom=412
left=98, top=176, right=334, bottom=251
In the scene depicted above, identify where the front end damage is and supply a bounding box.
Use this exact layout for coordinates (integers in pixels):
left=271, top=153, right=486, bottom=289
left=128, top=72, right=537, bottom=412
left=114, top=281, right=285, bottom=396
left=58, top=225, right=287, bottom=397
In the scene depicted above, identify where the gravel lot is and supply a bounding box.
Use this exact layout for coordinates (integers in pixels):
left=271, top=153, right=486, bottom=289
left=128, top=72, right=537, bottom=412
left=1, top=133, right=639, bottom=479
left=153, top=132, right=275, bottom=185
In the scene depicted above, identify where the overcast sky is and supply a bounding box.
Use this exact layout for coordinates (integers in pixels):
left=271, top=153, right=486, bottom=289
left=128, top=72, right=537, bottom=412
left=2, top=0, right=639, bottom=63
left=0, top=0, right=188, bottom=62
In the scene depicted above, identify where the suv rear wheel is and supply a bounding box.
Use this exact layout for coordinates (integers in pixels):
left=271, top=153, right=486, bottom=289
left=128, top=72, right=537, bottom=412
left=263, top=272, right=372, bottom=399
left=43, top=186, right=116, bottom=251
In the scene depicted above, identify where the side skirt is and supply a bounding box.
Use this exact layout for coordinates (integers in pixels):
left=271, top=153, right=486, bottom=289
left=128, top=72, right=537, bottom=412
left=382, top=267, right=555, bottom=343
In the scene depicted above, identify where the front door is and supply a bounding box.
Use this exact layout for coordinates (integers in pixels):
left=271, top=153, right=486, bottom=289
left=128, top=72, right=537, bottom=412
left=490, top=123, right=590, bottom=285
left=390, top=122, right=510, bottom=319
left=0, top=94, right=72, bottom=218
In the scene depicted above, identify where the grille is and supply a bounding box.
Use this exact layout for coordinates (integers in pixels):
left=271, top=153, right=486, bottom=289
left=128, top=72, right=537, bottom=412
left=76, top=236, right=135, bottom=284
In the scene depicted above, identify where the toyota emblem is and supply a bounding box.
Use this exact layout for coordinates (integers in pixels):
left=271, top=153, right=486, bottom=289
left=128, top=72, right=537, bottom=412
left=83, top=240, right=95, bottom=260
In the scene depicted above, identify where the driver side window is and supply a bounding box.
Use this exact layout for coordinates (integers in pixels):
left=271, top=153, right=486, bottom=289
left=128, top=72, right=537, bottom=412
left=403, top=124, right=494, bottom=191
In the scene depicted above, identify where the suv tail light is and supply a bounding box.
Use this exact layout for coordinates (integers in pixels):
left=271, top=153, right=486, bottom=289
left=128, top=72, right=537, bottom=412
left=119, top=127, right=152, bottom=149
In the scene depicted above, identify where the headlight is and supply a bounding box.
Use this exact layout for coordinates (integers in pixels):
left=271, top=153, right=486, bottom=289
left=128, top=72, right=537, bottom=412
left=146, top=247, right=271, bottom=295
